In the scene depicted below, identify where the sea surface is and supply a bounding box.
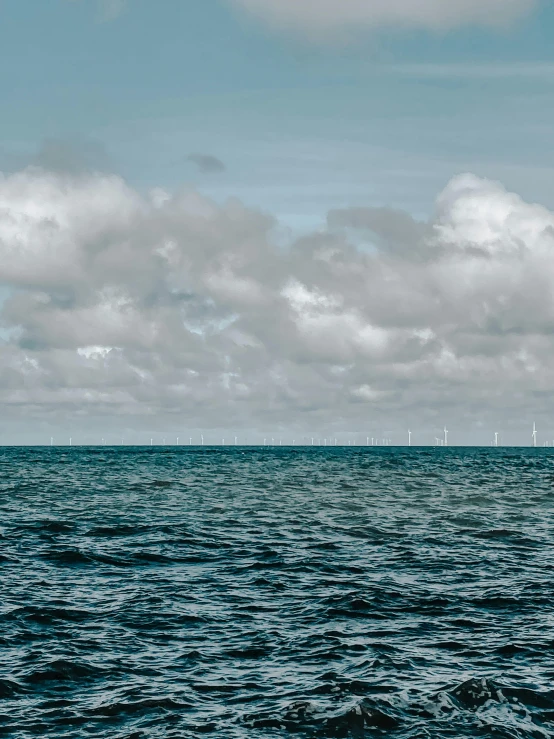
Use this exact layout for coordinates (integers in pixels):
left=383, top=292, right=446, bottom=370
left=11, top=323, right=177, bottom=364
left=2, top=446, right=554, bottom=738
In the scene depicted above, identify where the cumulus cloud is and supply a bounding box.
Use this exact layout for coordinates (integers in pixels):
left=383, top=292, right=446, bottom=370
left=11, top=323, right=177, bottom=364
left=228, top=0, right=537, bottom=35
left=1, top=166, right=554, bottom=442
left=0, top=138, right=114, bottom=177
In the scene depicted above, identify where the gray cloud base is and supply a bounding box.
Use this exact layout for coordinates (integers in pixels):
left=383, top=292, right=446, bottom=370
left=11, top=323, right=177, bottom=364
left=187, top=154, right=227, bottom=174
left=0, top=168, right=551, bottom=445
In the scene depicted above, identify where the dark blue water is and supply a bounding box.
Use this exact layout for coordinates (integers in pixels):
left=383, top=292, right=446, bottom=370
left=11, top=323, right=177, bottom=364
left=2, top=447, right=554, bottom=738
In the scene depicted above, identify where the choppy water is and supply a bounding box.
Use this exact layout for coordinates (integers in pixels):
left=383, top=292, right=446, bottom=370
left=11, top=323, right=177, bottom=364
left=2, top=447, right=554, bottom=738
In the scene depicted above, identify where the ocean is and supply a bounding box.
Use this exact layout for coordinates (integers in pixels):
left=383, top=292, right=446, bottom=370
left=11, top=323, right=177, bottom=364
left=2, top=446, right=554, bottom=738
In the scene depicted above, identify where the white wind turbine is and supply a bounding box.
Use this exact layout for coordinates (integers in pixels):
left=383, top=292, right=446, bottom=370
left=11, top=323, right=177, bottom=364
left=444, top=426, right=448, bottom=447
left=408, top=430, right=411, bottom=447
left=494, top=432, right=498, bottom=447
left=532, top=422, right=537, bottom=448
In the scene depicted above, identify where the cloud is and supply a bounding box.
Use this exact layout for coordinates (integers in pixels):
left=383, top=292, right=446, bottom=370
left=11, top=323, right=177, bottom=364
left=228, top=0, right=537, bottom=35
left=187, top=154, right=227, bottom=174
left=1, top=165, right=554, bottom=442
left=0, top=137, right=114, bottom=177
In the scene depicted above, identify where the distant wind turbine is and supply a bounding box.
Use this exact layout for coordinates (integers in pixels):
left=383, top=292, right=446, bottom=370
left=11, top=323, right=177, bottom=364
left=408, top=430, right=411, bottom=447
left=533, top=422, right=537, bottom=448
left=444, top=427, right=448, bottom=447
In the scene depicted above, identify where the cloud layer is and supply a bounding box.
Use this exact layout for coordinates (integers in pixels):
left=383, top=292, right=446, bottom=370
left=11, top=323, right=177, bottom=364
left=0, top=165, right=553, bottom=442
left=229, top=0, right=537, bottom=34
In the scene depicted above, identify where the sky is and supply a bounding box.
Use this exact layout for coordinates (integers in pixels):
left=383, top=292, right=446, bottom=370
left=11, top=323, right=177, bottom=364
left=1, top=0, right=554, bottom=445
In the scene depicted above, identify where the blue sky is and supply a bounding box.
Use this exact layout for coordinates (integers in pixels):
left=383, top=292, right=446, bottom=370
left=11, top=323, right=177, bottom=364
left=3, top=0, right=554, bottom=230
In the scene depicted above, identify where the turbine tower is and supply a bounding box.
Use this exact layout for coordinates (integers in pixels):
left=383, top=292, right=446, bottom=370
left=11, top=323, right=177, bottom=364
left=532, top=422, right=537, bottom=448
left=444, top=426, right=448, bottom=447
left=408, top=430, right=412, bottom=447
left=494, top=432, right=498, bottom=447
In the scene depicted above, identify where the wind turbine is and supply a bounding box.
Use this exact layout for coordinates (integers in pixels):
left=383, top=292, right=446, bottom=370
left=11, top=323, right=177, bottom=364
left=444, top=426, right=448, bottom=447
left=201, top=433, right=204, bottom=446
left=494, top=432, right=498, bottom=447
left=532, top=422, right=537, bottom=448
left=408, top=430, right=411, bottom=447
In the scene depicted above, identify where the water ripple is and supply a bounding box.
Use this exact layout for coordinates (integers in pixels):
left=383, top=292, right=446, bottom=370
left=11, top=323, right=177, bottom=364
left=2, top=446, right=554, bottom=737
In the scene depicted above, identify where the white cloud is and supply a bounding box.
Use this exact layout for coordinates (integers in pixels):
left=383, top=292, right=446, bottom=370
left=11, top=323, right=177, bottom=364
left=1, top=166, right=554, bottom=441
left=229, top=0, right=537, bottom=35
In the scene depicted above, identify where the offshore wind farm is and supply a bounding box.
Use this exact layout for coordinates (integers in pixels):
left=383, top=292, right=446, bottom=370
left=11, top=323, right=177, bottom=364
left=40, top=422, right=550, bottom=447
